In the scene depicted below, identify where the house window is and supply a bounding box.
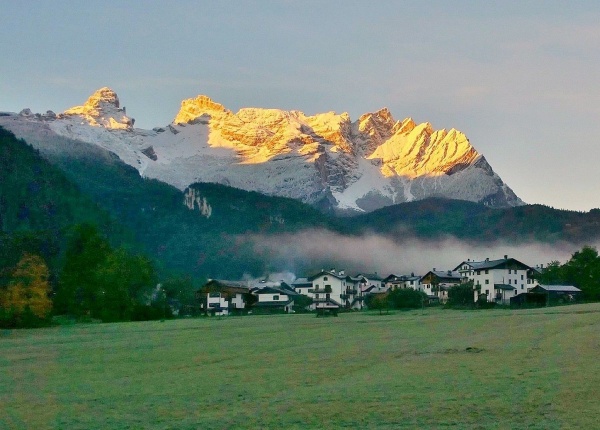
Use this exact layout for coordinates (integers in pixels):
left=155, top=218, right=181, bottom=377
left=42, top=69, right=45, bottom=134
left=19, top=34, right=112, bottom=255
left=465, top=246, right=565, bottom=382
left=485, top=290, right=489, bottom=295
left=315, top=294, right=319, bottom=299
left=485, top=280, right=489, bottom=285
left=477, top=270, right=481, bottom=275
left=324, top=276, right=328, bottom=281
left=508, top=269, right=511, bottom=274
left=326, top=293, right=330, bottom=299
left=485, top=270, right=489, bottom=274
left=273, top=295, right=279, bottom=301
left=521, top=285, right=524, bottom=290
left=514, top=291, right=517, bottom=295
left=521, top=274, right=524, bottom=280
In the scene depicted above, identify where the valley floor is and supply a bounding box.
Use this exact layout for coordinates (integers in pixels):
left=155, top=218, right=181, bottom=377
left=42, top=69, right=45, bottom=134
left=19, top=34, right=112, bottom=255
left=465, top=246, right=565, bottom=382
left=1, top=304, right=600, bottom=429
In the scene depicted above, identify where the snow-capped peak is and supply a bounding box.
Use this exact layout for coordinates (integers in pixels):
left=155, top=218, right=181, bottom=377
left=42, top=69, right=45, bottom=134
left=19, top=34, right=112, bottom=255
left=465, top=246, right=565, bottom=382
left=173, top=95, right=230, bottom=124
left=0, top=88, right=524, bottom=213
left=62, top=87, right=134, bottom=130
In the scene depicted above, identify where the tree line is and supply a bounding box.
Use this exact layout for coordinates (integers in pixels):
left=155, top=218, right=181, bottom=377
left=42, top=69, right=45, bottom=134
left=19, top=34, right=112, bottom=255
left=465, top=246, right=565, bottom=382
left=0, top=224, right=198, bottom=328
left=535, top=245, right=600, bottom=301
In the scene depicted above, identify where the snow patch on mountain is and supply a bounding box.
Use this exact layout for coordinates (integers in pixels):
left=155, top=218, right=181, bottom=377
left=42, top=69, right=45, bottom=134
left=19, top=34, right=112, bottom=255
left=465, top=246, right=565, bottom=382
left=1, top=88, right=524, bottom=213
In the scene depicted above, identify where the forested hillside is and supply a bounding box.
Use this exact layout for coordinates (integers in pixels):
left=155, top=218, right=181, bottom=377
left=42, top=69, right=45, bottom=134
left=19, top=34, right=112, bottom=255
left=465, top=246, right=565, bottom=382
left=348, top=198, right=600, bottom=244
left=0, top=128, right=181, bottom=326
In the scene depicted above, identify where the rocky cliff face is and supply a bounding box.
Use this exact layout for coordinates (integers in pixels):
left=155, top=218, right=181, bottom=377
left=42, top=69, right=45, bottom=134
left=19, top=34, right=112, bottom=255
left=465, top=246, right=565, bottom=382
left=0, top=88, right=523, bottom=213
left=61, top=87, right=134, bottom=130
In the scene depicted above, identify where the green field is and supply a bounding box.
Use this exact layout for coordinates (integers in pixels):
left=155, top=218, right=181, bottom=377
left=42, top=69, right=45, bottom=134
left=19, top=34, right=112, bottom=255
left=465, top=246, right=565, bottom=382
left=2, top=305, right=600, bottom=429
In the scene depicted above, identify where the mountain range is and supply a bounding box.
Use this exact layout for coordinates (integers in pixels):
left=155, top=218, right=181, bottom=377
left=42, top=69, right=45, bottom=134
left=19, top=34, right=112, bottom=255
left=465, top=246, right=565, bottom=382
left=0, top=88, right=522, bottom=213
left=3, top=88, right=600, bottom=280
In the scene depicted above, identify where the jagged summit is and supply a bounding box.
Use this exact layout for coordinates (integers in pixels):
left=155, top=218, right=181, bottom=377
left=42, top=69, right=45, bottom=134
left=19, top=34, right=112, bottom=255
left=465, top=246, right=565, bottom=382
left=0, top=88, right=524, bottom=213
left=173, top=95, right=230, bottom=124
left=62, top=87, right=134, bottom=130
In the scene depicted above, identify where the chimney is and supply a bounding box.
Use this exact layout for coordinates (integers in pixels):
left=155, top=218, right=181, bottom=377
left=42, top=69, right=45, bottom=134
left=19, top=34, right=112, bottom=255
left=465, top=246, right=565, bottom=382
left=339, top=270, right=345, bottom=276
left=485, top=258, right=489, bottom=262
left=411, top=272, right=414, bottom=276
left=447, top=270, right=451, bottom=276
left=433, top=268, right=436, bottom=272
left=504, top=254, right=508, bottom=260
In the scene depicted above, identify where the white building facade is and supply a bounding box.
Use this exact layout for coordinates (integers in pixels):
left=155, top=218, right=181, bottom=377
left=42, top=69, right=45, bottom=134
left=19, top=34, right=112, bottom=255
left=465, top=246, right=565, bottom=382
left=454, top=256, right=531, bottom=304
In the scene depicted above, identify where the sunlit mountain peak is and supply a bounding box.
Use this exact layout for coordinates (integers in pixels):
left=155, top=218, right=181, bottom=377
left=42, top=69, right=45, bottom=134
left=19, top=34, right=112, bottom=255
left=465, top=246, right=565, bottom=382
left=63, top=87, right=134, bottom=130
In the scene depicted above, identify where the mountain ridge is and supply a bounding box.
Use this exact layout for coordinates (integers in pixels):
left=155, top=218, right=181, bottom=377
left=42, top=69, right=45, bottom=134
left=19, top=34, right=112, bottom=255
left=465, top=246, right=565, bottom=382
left=1, top=87, right=523, bottom=213
left=3, top=125, right=600, bottom=280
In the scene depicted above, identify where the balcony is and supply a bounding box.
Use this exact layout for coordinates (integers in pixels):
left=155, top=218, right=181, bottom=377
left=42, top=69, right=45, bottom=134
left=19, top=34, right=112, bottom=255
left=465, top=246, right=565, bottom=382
left=308, top=288, right=327, bottom=293
left=345, top=288, right=358, bottom=295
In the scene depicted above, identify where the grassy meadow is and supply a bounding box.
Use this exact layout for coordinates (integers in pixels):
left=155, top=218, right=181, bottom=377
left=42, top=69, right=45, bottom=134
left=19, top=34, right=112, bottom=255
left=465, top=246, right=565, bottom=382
left=1, top=304, right=600, bottom=429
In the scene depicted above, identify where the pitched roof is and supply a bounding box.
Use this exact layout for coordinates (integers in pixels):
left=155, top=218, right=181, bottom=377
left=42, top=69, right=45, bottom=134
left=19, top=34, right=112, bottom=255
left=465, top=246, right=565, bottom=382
left=421, top=270, right=462, bottom=282
left=255, top=286, right=299, bottom=296
left=494, top=283, right=516, bottom=290
left=307, top=270, right=347, bottom=281
left=363, top=285, right=387, bottom=293
left=346, top=275, right=366, bottom=282
left=535, top=285, right=582, bottom=293
left=199, top=280, right=251, bottom=294
left=292, top=277, right=312, bottom=288
left=356, top=273, right=383, bottom=281
left=454, top=257, right=532, bottom=272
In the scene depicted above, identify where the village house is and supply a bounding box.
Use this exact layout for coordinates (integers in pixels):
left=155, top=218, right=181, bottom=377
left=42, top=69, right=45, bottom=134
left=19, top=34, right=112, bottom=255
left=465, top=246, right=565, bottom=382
left=301, top=269, right=365, bottom=311
left=291, top=277, right=312, bottom=295
left=382, top=274, right=403, bottom=290
left=526, top=265, right=544, bottom=290
left=382, top=273, right=423, bottom=291
left=419, top=270, right=462, bottom=303
left=252, top=282, right=298, bottom=314
left=196, top=280, right=251, bottom=315
left=454, top=256, right=532, bottom=305
left=357, top=272, right=384, bottom=292
left=307, top=269, right=345, bottom=311
left=400, top=273, right=421, bottom=290
left=344, top=275, right=366, bottom=310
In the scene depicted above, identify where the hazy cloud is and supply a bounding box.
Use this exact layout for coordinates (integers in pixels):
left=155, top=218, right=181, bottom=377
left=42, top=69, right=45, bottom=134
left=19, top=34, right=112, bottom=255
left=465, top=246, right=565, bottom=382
left=250, top=229, right=585, bottom=277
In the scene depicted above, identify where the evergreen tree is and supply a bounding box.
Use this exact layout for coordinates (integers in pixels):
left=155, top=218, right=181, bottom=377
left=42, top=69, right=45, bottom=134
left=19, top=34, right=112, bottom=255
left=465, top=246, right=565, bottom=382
left=563, top=246, right=600, bottom=300
left=56, top=224, right=111, bottom=317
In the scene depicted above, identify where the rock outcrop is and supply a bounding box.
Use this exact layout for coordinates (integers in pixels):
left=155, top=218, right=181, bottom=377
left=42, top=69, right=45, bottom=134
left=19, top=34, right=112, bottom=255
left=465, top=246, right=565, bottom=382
left=0, top=88, right=524, bottom=213
left=62, top=87, right=134, bottom=130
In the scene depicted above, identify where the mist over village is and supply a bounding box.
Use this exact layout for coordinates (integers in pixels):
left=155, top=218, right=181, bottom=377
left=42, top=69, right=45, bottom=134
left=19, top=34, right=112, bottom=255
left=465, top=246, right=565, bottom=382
left=2, top=2, right=600, bottom=429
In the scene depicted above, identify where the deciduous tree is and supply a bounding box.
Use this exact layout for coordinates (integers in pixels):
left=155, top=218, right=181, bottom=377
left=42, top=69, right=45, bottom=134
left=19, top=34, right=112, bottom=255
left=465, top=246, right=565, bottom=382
left=0, top=253, right=52, bottom=326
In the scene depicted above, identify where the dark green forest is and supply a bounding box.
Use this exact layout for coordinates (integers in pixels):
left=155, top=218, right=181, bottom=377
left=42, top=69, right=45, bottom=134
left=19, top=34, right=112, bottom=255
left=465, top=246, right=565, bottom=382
left=0, top=128, right=184, bottom=326
left=3, top=125, right=600, bottom=326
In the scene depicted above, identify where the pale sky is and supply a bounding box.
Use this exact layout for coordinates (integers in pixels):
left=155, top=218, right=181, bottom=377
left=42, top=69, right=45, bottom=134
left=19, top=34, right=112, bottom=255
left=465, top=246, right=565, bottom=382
left=2, top=1, right=600, bottom=211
